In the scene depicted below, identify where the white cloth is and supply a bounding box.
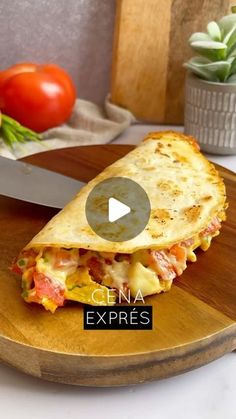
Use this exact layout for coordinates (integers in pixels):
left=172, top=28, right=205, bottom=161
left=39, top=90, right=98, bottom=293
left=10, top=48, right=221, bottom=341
left=0, top=97, right=136, bottom=159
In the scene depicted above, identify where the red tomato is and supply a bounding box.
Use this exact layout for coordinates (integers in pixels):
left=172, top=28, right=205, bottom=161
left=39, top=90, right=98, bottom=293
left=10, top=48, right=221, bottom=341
left=201, top=217, right=221, bottom=237
left=169, top=244, right=187, bottom=262
left=0, top=63, right=76, bottom=132
left=148, top=250, right=176, bottom=281
left=87, top=257, right=104, bottom=283
left=33, top=272, right=65, bottom=307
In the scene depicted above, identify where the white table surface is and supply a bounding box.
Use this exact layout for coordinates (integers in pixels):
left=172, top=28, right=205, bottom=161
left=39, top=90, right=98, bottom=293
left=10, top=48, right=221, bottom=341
left=1, top=124, right=235, bottom=419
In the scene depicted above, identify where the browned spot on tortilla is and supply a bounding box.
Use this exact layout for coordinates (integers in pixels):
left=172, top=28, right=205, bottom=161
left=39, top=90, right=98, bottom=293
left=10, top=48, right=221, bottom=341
left=151, top=209, right=171, bottom=223
left=143, top=131, right=200, bottom=150
left=151, top=233, right=162, bottom=239
left=157, top=181, right=171, bottom=191
left=80, top=226, right=94, bottom=235
left=200, top=195, right=213, bottom=202
left=157, top=181, right=182, bottom=196
left=184, top=205, right=202, bottom=222
left=160, top=152, right=170, bottom=158
left=144, top=166, right=156, bottom=171
left=172, top=188, right=182, bottom=196
left=155, top=142, right=164, bottom=150
left=173, top=152, right=189, bottom=163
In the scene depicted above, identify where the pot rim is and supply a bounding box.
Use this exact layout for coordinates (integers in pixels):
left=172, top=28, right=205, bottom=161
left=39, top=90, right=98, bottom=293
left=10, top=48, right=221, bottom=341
left=186, top=72, right=236, bottom=87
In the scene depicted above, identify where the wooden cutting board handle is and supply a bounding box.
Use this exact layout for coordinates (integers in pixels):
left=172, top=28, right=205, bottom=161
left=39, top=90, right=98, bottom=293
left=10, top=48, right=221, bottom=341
left=111, top=0, right=233, bottom=124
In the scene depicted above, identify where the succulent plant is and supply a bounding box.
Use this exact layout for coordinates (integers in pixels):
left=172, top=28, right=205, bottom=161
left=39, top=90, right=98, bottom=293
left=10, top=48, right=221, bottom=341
left=184, top=12, right=236, bottom=83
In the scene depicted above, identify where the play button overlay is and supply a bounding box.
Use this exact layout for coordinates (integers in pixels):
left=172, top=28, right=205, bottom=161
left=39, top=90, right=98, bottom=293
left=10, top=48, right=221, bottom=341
left=108, top=198, right=131, bottom=222
left=85, top=177, right=151, bottom=242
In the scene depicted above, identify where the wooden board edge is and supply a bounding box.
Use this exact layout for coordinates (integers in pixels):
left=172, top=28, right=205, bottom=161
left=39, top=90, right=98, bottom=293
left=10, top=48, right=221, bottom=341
left=0, top=324, right=235, bottom=387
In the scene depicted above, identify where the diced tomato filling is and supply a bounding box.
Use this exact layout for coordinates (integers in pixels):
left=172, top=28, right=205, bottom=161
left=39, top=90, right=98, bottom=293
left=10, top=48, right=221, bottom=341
left=148, top=250, right=176, bottom=281
left=79, top=248, right=88, bottom=257
left=87, top=256, right=104, bottom=283
left=115, top=253, right=131, bottom=262
left=53, top=248, right=79, bottom=269
left=32, top=272, right=65, bottom=307
left=147, top=217, right=221, bottom=281
left=170, top=243, right=187, bottom=260
left=11, top=261, right=23, bottom=275
left=11, top=249, right=37, bottom=274
left=12, top=215, right=222, bottom=310
left=201, top=217, right=221, bottom=237
left=148, top=243, right=187, bottom=281
left=169, top=244, right=187, bottom=276
left=181, top=238, right=194, bottom=247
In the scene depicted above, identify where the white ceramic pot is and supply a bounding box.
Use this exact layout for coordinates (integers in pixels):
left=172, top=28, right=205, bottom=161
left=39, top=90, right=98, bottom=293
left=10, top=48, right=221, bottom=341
left=184, top=74, right=236, bottom=155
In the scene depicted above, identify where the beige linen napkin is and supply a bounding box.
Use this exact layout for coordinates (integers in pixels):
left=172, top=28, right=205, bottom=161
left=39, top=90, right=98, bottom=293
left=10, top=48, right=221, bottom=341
left=0, top=97, right=136, bottom=159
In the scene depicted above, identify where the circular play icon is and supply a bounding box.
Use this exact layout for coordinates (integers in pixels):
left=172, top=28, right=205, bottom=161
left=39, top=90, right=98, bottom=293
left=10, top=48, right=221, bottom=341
left=85, top=177, right=151, bottom=242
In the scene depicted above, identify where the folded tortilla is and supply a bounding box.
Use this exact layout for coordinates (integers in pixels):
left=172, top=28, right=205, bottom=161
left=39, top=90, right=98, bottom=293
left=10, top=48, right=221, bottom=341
left=13, top=131, right=227, bottom=312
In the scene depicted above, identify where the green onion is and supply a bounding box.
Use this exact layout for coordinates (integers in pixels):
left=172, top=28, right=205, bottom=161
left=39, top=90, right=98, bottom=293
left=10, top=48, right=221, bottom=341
left=18, top=259, right=26, bottom=267
left=0, top=113, right=42, bottom=149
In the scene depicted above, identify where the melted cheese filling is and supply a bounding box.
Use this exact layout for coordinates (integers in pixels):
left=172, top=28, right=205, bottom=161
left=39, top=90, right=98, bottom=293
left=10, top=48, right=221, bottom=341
left=32, top=230, right=219, bottom=304
left=17, top=220, right=221, bottom=312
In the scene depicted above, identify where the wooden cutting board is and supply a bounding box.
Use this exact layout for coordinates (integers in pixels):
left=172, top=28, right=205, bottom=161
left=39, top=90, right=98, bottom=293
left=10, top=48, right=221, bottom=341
left=111, top=0, right=233, bottom=124
left=0, top=145, right=235, bottom=387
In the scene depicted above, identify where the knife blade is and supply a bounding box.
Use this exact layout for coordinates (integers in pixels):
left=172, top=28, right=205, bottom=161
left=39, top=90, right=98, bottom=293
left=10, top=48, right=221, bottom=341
left=0, top=156, right=85, bottom=209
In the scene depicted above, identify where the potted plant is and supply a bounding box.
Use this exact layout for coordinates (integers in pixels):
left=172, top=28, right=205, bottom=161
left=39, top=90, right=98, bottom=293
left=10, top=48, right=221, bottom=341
left=184, top=11, right=236, bottom=155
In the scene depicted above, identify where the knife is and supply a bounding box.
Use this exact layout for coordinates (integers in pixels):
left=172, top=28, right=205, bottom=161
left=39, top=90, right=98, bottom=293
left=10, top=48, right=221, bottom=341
left=0, top=156, right=85, bottom=209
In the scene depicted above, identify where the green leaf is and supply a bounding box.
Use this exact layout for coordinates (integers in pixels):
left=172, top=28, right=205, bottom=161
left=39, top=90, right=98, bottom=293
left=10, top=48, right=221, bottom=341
left=228, top=43, right=236, bottom=57
left=225, top=29, right=236, bottom=58
left=184, top=57, right=231, bottom=82
left=190, top=40, right=227, bottom=50
left=190, top=40, right=227, bottom=60
left=207, top=21, right=222, bottom=41
left=229, top=56, right=236, bottom=75
left=218, top=14, right=236, bottom=35
left=186, top=56, right=211, bottom=64
left=183, top=62, right=219, bottom=82
left=200, top=61, right=231, bottom=81
left=222, top=23, right=236, bottom=45
left=189, top=32, right=212, bottom=43
left=226, top=73, right=236, bottom=83
left=218, top=14, right=236, bottom=52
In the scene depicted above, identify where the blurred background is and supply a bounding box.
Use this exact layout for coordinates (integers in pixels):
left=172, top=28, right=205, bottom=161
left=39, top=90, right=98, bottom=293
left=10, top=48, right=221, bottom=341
left=0, top=0, right=234, bottom=128
left=0, top=0, right=115, bottom=104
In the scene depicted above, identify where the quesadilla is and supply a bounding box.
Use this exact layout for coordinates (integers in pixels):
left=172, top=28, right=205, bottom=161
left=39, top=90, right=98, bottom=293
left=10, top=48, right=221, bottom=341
left=12, top=131, right=227, bottom=313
